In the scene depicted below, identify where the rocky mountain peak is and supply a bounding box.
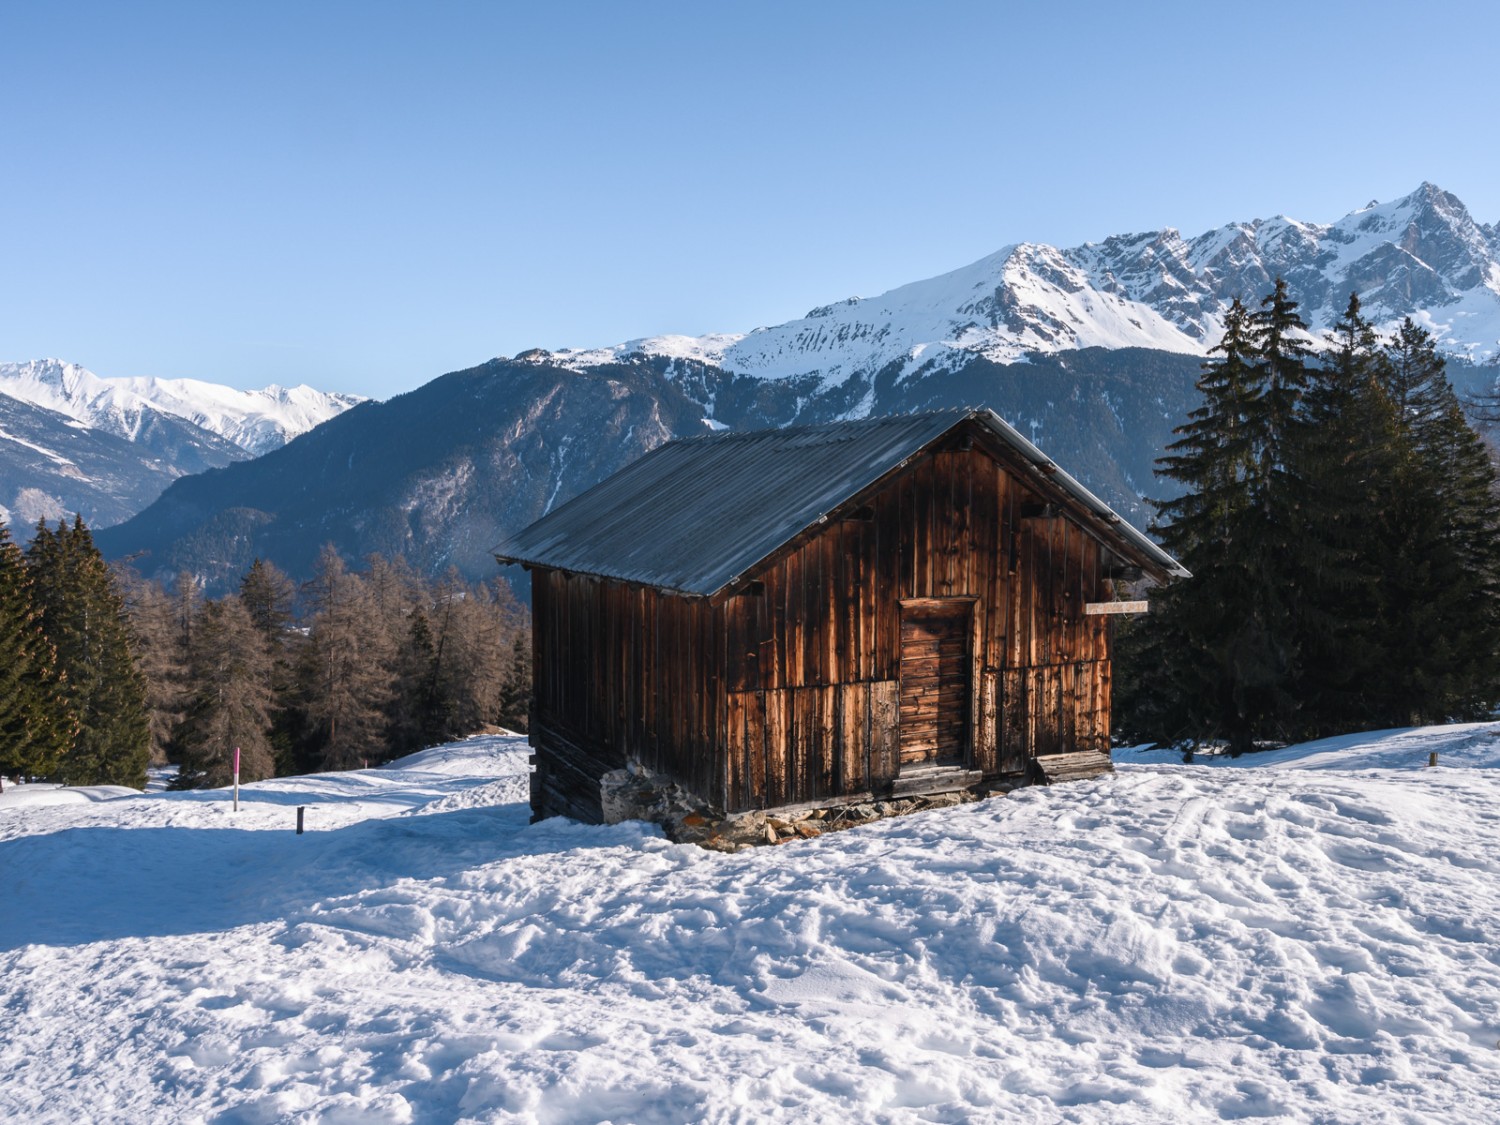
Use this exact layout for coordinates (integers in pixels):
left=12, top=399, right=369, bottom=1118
left=560, top=185, right=1500, bottom=384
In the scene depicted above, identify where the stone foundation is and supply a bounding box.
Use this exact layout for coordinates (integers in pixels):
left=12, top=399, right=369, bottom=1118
left=598, top=760, right=1025, bottom=851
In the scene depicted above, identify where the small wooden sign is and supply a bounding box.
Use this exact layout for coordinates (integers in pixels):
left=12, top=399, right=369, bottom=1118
left=1084, top=600, right=1149, bottom=616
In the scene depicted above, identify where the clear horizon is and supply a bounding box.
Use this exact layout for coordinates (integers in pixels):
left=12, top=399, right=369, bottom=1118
left=4, top=0, right=1497, bottom=399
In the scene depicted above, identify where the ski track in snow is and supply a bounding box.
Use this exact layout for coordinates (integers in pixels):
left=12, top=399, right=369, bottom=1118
left=4, top=731, right=1500, bottom=1122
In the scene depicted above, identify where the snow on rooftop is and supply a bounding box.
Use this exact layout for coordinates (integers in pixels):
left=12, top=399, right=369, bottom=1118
left=3, top=726, right=1500, bottom=1120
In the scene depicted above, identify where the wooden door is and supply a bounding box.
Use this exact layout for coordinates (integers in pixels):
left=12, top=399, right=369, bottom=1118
left=899, top=599, right=971, bottom=770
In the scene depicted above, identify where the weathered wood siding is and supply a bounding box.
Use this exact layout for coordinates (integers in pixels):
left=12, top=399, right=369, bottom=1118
left=530, top=428, right=1117, bottom=821
left=531, top=573, right=727, bottom=822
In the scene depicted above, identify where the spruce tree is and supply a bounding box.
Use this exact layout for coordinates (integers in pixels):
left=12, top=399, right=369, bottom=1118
left=1283, top=294, right=1403, bottom=734
left=27, top=517, right=151, bottom=786
left=0, top=525, right=75, bottom=782
left=1247, top=277, right=1315, bottom=503
left=388, top=607, right=454, bottom=754
left=1121, top=298, right=1289, bottom=751
left=1372, top=319, right=1500, bottom=722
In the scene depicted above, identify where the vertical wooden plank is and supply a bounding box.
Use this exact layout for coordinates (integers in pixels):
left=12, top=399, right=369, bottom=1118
left=649, top=588, right=662, bottom=762
left=709, top=601, right=724, bottom=802
left=677, top=596, right=691, bottom=775
left=839, top=682, right=868, bottom=794
left=615, top=583, right=628, bottom=758
left=842, top=521, right=858, bottom=686
left=795, top=686, right=813, bottom=805
left=805, top=542, right=822, bottom=688
left=1045, top=664, right=1064, bottom=757
left=725, top=588, right=744, bottom=694
left=699, top=598, right=712, bottom=787
left=792, top=552, right=804, bottom=693
left=1060, top=661, right=1078, bottom=755
left=982, top=465, right=999, bottom=679
left=970, top=605, right=987, bottom=769
left=1099, top=636, right=1114, bottom=752
left=746, top=689, right=767, bottom=808
left=767, top=562, right=784, bottom=692
left=912, top=456, right=924, bottom=603
left=1000, top=668, right=1024, bottom=773
left=818, top=685, right=837, bottom=799
left=765, top=688, right=787, bottom=807
left=798, top=686, right=817, bottom=803
left=884, top=480, right=904, bottom=679
left=941, top=452, right=958, bottom=597
left=897, top=469, right=913, bottom=600
left=826, top=526, right=842, bottom=686
left=928, top=452, right=945, bottom=597
left=962, top=449, right=977, bottom=597
left=725, top=689, right=745, bottom=811
left=870, top=680, right=899, bottom=782
left=977, top=669, right=999, bottom=774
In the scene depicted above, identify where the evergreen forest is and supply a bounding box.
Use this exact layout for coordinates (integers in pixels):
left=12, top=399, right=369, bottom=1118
left=1117, top=282, right=1500, bottom=754
left=0, top=528, right=532, bottom=790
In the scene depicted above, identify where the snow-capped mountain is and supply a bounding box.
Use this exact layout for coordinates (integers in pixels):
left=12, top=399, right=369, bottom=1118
left=97, top=184, right=1500, bottom=591
left=556, top=183, right=1500, bottom=386
left=0, top=359, right=366, bottom=530
left=0, top=360, right=365, bottom=456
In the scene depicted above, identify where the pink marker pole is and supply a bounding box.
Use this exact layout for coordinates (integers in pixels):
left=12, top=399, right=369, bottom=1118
left=232, top=746, right=241, bottom=812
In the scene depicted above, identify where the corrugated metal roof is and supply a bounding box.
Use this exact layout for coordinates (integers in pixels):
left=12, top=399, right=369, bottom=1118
left=493, top=408, right=1187, bottom=596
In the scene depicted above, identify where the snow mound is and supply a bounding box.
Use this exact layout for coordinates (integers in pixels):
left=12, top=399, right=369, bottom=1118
left=0, top=783, right=141, bottom=809
left=1115, top=721, right=1500, bottom=771
left=4, top=728, right=1500, bottom=1121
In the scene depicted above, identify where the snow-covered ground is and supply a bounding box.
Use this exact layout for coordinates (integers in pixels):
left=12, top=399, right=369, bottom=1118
left=4, top=728, right=1500, bottom=1122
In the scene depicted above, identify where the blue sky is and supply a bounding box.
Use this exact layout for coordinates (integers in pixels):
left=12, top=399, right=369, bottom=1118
left=3, top=0, right=1497, bottom=398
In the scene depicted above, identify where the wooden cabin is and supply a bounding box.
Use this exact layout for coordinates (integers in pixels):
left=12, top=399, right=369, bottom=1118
left=494, top=408, right=1187, bottom=825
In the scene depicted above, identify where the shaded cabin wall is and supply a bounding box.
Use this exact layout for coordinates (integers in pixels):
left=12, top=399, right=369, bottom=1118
left=531, top=435, right=1117, bottom=822
left=531, top=572, right=725, bottom=822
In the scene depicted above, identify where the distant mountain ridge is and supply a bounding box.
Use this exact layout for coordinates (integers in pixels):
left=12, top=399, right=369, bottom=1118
left=0, top=359, right=365, bottom=529
left=554, top=183, right=1500, bottom=389
left=97, top=184, right=1500, bottom=592
left=0, top=360, right=365, bottom=456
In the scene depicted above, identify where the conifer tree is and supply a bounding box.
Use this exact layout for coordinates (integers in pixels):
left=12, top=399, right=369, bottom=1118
left=500, top=627, right=533, bottom=733
left=297, top=545, right=396, bottom=769
left=1371, top=319, right=1500, bottom=723
left=239, top=558, right=296, bottom=640
left=388, top=606, right=454, bottom=754
left=117, top=568, right=192, bottom=765
left=1246, top=277, right=1315, bottom=505
left=174, top=595, right=277, bottom=787
left=1123, top=293, right=1500, bottom=749
left=0, top=525, right=75, bottom=782
left=1121, top=298, right=1287, bottom=751
left=27, top=517, right=151, bottom=786
left=1283, top=294, right=1403, bottom=733
left=238, top=557, right=301, bottom=770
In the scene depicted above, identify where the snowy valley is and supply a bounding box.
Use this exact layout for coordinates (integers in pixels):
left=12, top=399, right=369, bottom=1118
left=3, top=729, right=1499, bottom=1122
